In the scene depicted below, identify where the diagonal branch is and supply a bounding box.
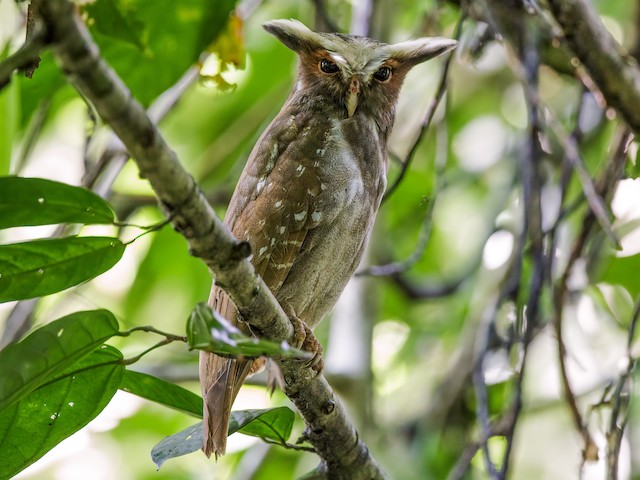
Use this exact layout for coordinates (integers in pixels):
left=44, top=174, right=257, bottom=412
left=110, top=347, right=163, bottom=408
left=546, top=0, right=640, bottom=133
left=32, top=0, right=385, bottom=478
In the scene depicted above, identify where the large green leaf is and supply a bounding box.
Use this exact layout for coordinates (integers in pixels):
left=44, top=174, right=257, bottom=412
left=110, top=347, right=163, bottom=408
left=187, top=302, right=311, bottom=360
left=0, top=177, right=115, bottom=229
left=82, top=0, right=237, bottom=107
left=150, top=407, right=296, bottom=468
left=120, top=370, right=203, bottom=418
left=0, top=309, right=119, bottom=411
left=0, top=345, right=124, bottom=478
left=0, top=236, right=125, bottom=302
left=229, top=407, right=295, bottom=442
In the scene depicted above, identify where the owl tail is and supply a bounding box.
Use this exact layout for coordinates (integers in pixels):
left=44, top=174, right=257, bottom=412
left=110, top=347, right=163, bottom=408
left=200, top=351, right=254, bottom=458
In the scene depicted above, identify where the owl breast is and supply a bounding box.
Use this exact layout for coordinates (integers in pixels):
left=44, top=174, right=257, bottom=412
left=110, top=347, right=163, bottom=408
left=274, top=114, right=388, bottom=328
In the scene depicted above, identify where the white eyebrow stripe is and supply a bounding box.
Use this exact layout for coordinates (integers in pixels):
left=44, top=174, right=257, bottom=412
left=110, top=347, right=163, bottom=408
left=329, top=53, right=347, bottom=64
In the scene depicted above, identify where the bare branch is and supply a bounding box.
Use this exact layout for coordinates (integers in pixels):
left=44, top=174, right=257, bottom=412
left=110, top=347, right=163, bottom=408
left=32, top=0, right=385, bottom=477
left=547, top=0, right=640, bottom=133
left=310, top=0, right=340, bottom=32
left=550, top=129, right=633, bottom=463
left=0, top=23, right=46, bottom=90
left=541, top=107, right=620, bottom=248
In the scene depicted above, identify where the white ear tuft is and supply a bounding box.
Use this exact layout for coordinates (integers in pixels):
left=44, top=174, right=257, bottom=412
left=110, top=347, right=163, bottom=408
left=263, top=19, right=327, bottom=53
left=385, top=37, right=457, bottom=65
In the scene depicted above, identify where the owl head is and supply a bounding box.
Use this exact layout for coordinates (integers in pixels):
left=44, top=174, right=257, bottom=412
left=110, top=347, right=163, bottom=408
left=263, top=19, right=456, bottom=124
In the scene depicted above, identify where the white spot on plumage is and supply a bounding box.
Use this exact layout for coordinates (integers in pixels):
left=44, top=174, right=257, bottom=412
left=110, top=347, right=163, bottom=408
left=275, top=262, right=294, bottom=270
left=311, top=211, right=321, bottom=222
left=258, top=246, right=268, bottom=257
left=270, top=238, right=276, bottom=246
left=267, top=144, right=278, bottom=170
left=296, top=164, right=306, bottom=176
left=274, top=200, right=282, bottom=208
left=294, top=211, right=307, bottom=222
left=279, top=226, right=286, bottom=234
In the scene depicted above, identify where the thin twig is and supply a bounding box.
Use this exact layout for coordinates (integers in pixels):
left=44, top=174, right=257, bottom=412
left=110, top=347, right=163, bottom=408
left=310, top=0, right=340, bottom=32
left=463, top=6, right=548, bottom=478
left=121, top=338, right=178, bottom=365
left=118, top=325, right=187, bottom=342
left=541, top=107, right=620, bottom=248
left=262, top=437, right=317, bottom=453
left=499, top=27, right=546, bottom=478
left=383, top=14, right=464, bottom=202
left=604, top=298, right=640, bottom=479
left=0, top=23, right=46, bottom=90
left=551, top=127, right=633, bottom=463
left=359, top=123, right=448, bottom=276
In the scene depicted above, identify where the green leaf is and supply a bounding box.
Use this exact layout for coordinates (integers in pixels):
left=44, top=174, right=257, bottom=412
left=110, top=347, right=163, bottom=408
left=596, top=251, right=640, bottom=299
left=229, top=407, right=295, bottom=443
left=186, top=302, right=311, bottom=360
left=120, top=370, right=203, bottom=418
left=0, top=309, right=119, bottom=411
left=151, top=422, right=202, bottom=468
left=81, top=0, right=238, bottom=107
left=83, top=0, right=146, bottom=51
left=0, top=177, right=115, bottom=229
left=0, top=345, right=124, bottom=478
left=150, top=407, right=296, bottom=468
left=0, top=236, right=125, bottom=303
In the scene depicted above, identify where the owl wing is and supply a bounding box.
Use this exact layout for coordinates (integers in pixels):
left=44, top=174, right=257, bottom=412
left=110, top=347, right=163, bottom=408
left=227, top=150, right=324, bottom=294
left=201, top=114, right=326, bottom=458
left=224, top=112, right=326, bottom=294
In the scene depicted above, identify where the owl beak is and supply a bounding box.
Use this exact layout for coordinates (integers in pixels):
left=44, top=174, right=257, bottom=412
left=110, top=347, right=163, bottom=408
left=346, top=77, right=360, bottom=117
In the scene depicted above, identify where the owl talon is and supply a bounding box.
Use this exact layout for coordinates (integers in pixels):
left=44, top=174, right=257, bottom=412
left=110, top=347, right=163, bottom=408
left=286, top=311, right=307, bottom=349
left=300, top=324, right=324, bottom=375
left=305, top=350, right=324, bottom=375
left=285, top=309, right=324, bottom=374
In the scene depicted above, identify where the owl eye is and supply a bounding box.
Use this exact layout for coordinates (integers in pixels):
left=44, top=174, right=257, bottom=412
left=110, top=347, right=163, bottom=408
left=319, top=59, right=340, bottom=74
left=373, top=66, right=392, bottom=82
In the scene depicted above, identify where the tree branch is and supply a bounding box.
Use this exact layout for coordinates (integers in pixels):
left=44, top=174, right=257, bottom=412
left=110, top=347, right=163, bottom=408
left=0, top=22, right=46, bottom=90
left=32, top=0, right=385, bottom=477
left=546, top=0, right=640, bottom=133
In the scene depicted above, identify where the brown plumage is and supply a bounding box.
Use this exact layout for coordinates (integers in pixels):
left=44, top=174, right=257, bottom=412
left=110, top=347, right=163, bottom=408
left=200, top=19, right=456, bottom=458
